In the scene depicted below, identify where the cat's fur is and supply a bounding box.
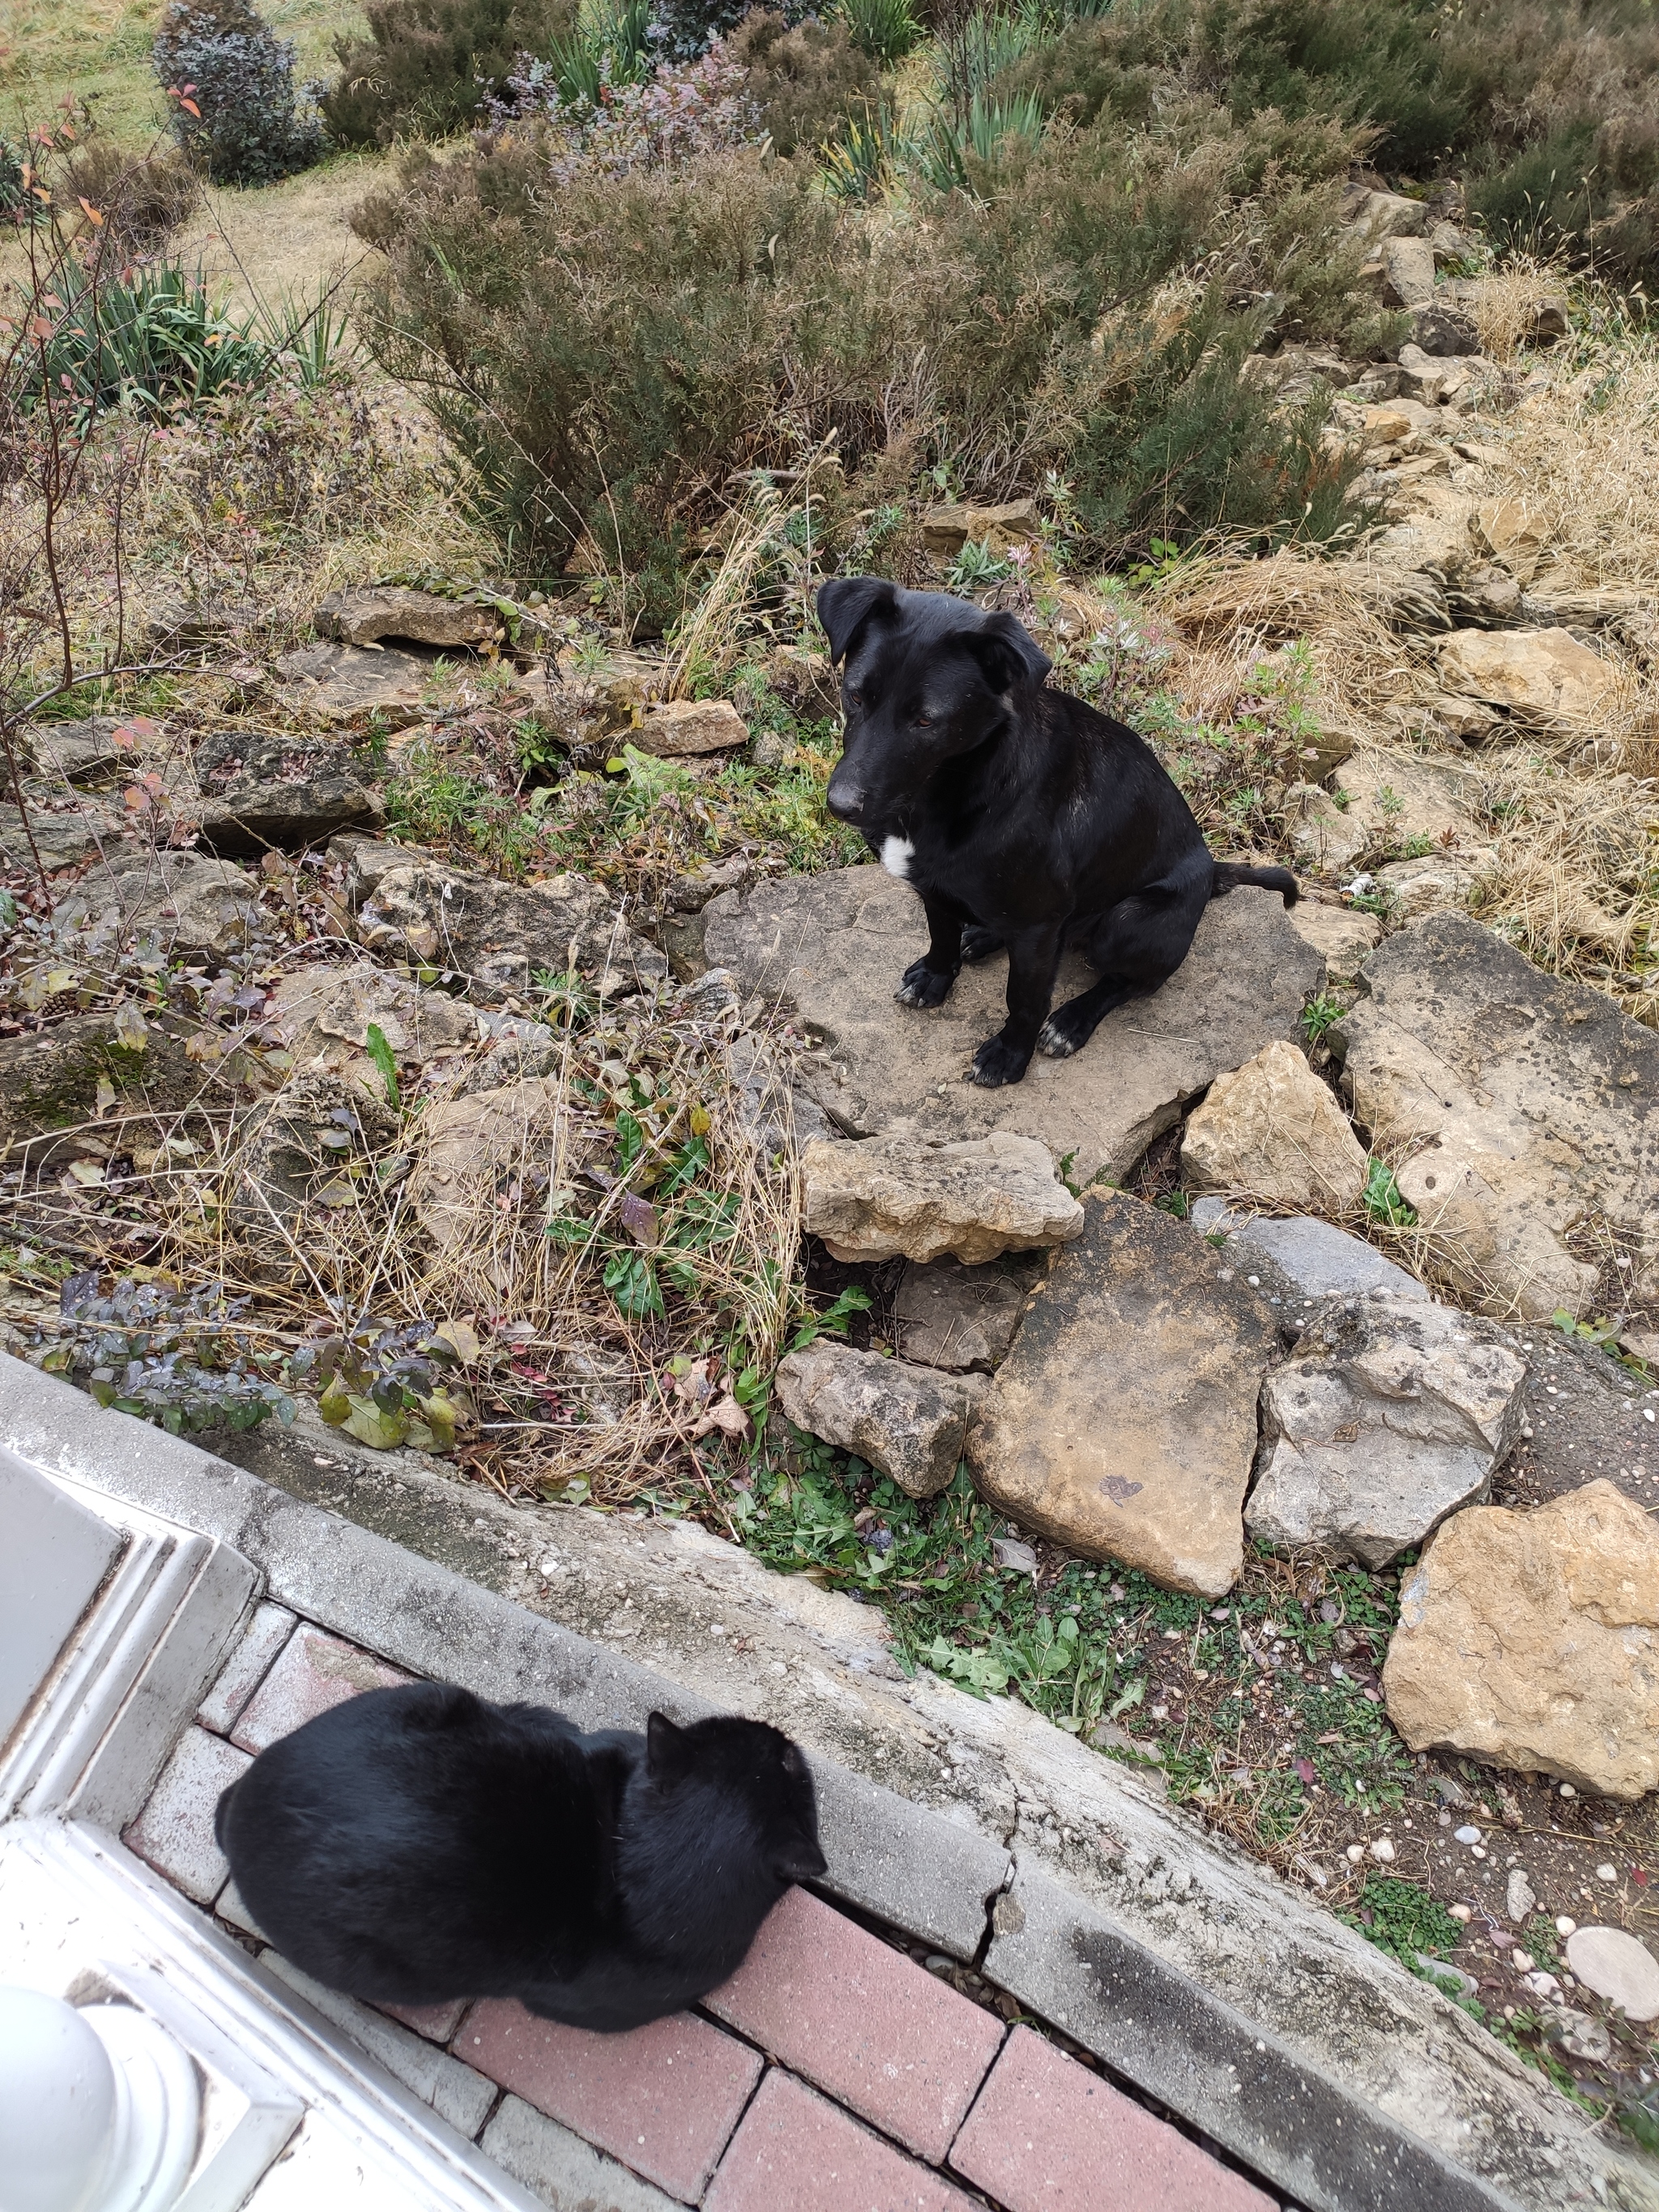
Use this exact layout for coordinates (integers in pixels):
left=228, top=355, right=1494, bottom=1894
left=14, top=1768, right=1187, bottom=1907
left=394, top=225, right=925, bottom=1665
left=215, top=1683, right=826, bottom=2032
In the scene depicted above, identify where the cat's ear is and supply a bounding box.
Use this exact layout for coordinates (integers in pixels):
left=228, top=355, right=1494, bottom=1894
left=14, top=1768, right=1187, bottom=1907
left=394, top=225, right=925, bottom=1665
left=773, top=1835, right=829, bottom=1884
left=646, top=1711, right=694, bottom=1788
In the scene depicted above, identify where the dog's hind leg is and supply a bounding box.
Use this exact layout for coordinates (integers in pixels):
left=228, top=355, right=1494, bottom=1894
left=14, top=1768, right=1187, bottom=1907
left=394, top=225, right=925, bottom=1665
left=959, top=924, right=1004, bottom=965
left=1037, top=879, right=1206, bottom=1060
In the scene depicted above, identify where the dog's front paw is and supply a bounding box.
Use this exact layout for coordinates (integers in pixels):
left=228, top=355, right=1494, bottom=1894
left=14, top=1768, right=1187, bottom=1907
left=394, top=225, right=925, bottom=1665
left=1038, top=1008, right=1089, bottom=1059
left=967, top=1034, right=1032, bottom=1088
left=896, top=958, right=957, bottom=1010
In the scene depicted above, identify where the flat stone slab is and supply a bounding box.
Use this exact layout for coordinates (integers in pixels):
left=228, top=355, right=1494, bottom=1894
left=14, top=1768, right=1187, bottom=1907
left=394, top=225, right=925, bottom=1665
left=1332, top=914, right=1659, bottom=1323
left=1247, top=1290, right=1527, bottom=1568
left=968, top=1192, right=1280, bottom=1595
left=1189, top=1200, right=1431, bottom=1313
left=1382, top=1478, right=1659, bottom=1801
left=276, top=641, right=433, bottom=720
left=703, top=868, right=1321, bottom=1185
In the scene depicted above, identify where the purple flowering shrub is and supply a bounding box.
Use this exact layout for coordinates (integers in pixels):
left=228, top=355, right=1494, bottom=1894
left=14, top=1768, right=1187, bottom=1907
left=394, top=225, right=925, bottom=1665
left=498, top=41, right=758, bottom=176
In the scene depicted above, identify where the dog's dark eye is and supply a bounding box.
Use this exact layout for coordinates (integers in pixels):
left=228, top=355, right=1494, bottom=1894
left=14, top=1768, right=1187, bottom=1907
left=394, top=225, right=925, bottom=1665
left=915, top=715, right=933, bottom=727
left=847, top=690, right=863, bottom=708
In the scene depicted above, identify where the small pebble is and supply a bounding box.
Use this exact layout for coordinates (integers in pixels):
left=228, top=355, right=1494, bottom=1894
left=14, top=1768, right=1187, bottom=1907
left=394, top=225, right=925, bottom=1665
left=1449, top=1904, right=1473, bottom=1923
left=1369, top=1838, right=1396, bottom=1863
left=1556, top=1916, right=1577, bottom=1937
left=1471, top=1846, right=1487, bottom=1860
left=1560, top=1784, right=1577, bottom=1798
left=1597, top=1863, right=1618, bottom=1882
left=1454, top=1825, right=1482, bottom=1845
left=1346, top=1843, right=1366, bottom=1863
left=1512, top=1950, right=1535, bottom=1974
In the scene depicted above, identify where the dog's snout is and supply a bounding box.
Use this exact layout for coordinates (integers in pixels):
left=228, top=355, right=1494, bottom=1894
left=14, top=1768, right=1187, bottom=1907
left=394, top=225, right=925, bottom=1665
left=825, top=777, right=868, bottom=824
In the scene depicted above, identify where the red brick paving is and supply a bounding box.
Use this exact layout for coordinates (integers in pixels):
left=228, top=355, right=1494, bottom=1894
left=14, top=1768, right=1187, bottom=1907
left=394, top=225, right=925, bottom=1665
left=136, top=1610, right=1290, bottom=2212
left=950, top=2026, right=1277, bottom=2212
left=459, top=1998, right=761, bottom=2201
left=703, top=2070, right=977, bottom=2212
left=230, top=1624, right=411, bottom=1754
left=706, top=1886, right=1004, bottom=2160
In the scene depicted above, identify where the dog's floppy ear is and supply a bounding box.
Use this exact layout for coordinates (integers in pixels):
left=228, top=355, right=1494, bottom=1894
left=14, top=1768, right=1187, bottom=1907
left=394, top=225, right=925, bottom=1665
left=817, top=577, right=898, bottom=666
left=962, top=611, right=1051, bottom=695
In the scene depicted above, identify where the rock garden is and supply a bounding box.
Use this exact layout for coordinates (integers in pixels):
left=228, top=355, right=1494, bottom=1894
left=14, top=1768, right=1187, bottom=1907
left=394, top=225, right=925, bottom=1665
left=6, top=0, right=1659, bottom=2169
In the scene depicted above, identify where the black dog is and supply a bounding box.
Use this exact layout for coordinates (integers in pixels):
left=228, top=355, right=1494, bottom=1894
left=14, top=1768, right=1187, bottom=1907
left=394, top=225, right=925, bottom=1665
left=818, top=578, right=1297, bottom=1087
left=215, top=1686, right=825, bottom=2032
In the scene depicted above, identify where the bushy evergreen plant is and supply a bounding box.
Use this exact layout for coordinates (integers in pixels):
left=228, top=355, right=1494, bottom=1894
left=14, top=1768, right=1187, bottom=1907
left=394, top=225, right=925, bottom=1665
left=153, top=0, right=323, bottom=185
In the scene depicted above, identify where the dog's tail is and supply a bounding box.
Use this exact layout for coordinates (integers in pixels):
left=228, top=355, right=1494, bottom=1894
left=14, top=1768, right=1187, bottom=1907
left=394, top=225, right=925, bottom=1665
left=1211, top=860, right=1298, bottom=908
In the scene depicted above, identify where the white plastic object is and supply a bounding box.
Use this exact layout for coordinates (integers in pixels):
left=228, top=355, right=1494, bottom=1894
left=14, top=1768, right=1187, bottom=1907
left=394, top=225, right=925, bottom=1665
left=0, top=1986, right=201, bottom=2212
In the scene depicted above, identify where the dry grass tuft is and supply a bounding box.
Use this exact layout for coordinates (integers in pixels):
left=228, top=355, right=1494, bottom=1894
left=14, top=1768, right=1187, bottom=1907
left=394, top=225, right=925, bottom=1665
left=113, top=984, right=804, bottom=1504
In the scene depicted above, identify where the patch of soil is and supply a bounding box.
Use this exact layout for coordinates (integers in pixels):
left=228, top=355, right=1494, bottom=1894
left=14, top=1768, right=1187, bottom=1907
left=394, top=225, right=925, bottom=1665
left=1495, top=1332, right=1659, bottom=1515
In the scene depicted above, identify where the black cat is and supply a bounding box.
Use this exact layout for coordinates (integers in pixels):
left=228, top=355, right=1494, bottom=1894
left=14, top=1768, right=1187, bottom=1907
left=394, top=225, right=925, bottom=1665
left=215, top=1683, right=827, bottom=2032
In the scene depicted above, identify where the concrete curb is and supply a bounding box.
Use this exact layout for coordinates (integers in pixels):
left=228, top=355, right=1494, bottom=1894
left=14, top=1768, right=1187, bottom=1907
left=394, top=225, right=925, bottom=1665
left=6, top=1360, right=1656, bottom=2212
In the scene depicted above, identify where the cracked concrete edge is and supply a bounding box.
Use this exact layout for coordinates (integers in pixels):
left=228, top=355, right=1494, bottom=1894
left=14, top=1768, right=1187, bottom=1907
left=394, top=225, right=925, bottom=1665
left=5, top=1363, right=1655, bottom=2212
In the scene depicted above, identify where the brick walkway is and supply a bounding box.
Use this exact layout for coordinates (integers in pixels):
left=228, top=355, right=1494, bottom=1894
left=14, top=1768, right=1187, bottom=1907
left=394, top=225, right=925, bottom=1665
left=125, top=1606, right=1285, bottom=2212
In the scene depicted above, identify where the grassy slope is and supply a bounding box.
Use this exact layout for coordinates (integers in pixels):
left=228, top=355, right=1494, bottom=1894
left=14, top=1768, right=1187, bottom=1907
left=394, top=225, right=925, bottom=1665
left=0, top=0, right=367, bottom=149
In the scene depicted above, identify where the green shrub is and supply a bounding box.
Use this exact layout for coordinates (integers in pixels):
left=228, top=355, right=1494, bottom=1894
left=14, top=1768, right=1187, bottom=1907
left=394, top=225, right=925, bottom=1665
left=153, top=0, right=323, bottom=185
left=728, top=10, right=877, bottom=157
left=321, top=0, right=574, bottom=147
left=359, top=89, right=1379, bottom=612
left=838, top=0, right=922, bottom=66
left=996, top=0, right=1659, bottom=279
left=23, top=262, right=353, bottom=421
left=655, top=0, right=809, bottom=62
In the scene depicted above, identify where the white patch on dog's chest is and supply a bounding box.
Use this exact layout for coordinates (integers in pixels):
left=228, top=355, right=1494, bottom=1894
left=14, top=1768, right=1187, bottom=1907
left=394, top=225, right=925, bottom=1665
left=880, top=835, right=915, bottom=881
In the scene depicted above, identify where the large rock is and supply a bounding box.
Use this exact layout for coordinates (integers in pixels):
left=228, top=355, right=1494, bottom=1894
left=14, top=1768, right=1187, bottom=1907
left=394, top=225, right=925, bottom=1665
left=314, top=586, right=501, bottom=650
left=268, top=961, right=481, bottom=1100
left=1411, top=302, right=1481, bottom=358
left=276, top=642, right=431, bottom=721
left=1189, top=1200, right=1430, bottom=1309
left=1564, top=1928, right=1659, bottom=2022
left=1246, top=1290, right=1527, bottom=1567
left=1375, top=852, right=1484, bottom=921
left=919, top=500, right=1040, bottom=555
left=1286, top=902, right=1380, bottom=979
left=57, top=851, right=263, bottom=961
left=24, top=717, right=130, bottom=786
left=357, top=859, right=667, bottom=1003
left=192, top=727, right=383, bottom=855
left=0, top=801, right=121, bottom=873
left=1382, top=1479, right=1659, bottom=1800
left=802, top=1130, right=1083, bottom=1265
left=966, top=1192, right=1279, bottom=1595
left=892, top=1255, right=1038, bottom=1372
left=774, top=1344, right=982, bottom=1498
left=1436, top=628, right=1618, bottom=727
left=1179, top=1039, right=1367, bottom=1208
left=703, top=867, right=1320, bottom=1187
left=1330, top=914, right=1659, bottom=1322
left=0, top=1007, right=240, bottom=1157
left=1341, top=185, right=1427, bottom=239
left=633, top=700, right=748, bottom=757
left=1380, top=236, right=1436, bottom=307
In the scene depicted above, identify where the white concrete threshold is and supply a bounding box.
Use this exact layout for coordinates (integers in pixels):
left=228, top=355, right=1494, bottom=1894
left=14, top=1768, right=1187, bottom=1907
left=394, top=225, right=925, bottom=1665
left=0, top=1440, right=543, bottom=2210
left=2, top=1355, right=1656, bottom=2212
